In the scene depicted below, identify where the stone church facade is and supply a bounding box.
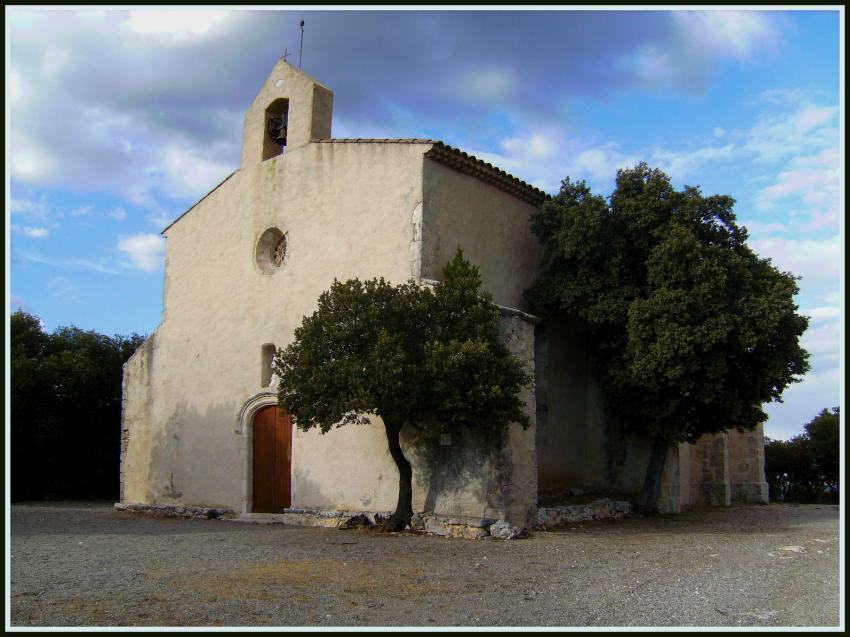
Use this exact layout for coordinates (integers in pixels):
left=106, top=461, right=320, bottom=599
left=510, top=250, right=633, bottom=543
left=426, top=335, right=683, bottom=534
left=120, top=61, right=768, bottom=530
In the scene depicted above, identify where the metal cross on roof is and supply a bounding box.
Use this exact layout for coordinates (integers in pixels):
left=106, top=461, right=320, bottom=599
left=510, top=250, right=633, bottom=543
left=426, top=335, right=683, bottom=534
left=282, top=48, right=292, bottom=63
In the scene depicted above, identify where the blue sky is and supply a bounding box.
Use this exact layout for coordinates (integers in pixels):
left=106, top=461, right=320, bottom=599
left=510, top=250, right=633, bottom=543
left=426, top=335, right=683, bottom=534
left=6, top=8, right=843, bottom=440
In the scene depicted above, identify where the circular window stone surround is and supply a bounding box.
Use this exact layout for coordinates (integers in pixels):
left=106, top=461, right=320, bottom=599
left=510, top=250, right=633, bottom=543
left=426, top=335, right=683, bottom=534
left=255, top=228, right=288, bottom=274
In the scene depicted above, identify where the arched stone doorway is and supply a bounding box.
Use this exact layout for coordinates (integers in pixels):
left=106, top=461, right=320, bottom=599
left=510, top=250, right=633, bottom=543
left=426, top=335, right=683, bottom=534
left=236, top=391, right=293, bottom=514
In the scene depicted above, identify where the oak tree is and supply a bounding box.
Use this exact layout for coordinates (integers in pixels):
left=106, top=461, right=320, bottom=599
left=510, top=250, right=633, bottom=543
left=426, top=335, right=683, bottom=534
left=525, top=163, right=809, bottom=512
left=274, top=249, right=531, bottom=530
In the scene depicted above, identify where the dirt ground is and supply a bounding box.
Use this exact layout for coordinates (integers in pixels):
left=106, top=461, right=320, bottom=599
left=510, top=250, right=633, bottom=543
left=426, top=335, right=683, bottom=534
left=8, top=501, right=842, bottom=628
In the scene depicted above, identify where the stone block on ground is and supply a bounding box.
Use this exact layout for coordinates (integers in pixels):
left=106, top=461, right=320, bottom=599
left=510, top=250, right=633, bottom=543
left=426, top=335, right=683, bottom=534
left=489, top=520, right=524, bottom=540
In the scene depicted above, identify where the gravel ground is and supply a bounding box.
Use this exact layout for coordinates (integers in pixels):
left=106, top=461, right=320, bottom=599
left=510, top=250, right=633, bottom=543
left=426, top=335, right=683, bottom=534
left=9, top=501, right=841, bottom=628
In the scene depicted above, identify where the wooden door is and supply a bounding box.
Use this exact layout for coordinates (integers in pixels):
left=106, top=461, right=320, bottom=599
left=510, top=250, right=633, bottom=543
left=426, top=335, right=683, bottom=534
left=252, top=406, right=292, bottom=512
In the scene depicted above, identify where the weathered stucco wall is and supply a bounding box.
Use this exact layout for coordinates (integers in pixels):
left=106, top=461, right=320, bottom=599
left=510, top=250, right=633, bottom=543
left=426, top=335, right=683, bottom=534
left=121, top=334, right=156, bottom=504
left=535, top=317, right=604, bottom=497
left=727, top=424, right=769, bottom=503
left=123, top=135, right=428, bottom=513
left=420, top=159, right=542, bottom=311
left=122, top=61, right=541, bottom=522
left=535, top=316, right=658, bottom=502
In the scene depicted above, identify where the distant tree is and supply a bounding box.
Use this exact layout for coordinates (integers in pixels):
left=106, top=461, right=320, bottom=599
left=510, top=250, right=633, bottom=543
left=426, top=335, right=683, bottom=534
left=11, top=310, right=145, bottom=501
left=766, top=407, right=840, bottom=503
left=804, top=407, right=840, bottom=496
left=525, top=163, right=810, bottom=513
left=11, top=311, right=52, bottom=499
left=274, top=249, right=531, bottom=531
left=763, top=437, right=796, bottom=501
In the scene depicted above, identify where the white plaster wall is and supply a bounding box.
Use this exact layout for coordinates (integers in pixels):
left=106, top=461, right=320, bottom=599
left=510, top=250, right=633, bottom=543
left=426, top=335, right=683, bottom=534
left=420, top=159, right=542, bottom=311
left=123, top=141, right=427, bottom=512
left=123, top=62, right=543, bottom=520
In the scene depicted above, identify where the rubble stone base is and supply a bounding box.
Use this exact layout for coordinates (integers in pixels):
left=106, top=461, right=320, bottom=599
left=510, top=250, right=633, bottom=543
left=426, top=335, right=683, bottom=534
left=536, top=498, right=632, bottom=528
left=230, top=508, right=526, bottom=540
left=115, top=502, right=235, bottom=519
left=117, top=500, right=634, bottom=537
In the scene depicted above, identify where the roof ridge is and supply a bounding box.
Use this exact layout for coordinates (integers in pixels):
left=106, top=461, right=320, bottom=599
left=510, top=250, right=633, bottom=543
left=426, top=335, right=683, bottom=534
left=311, top=138, right=550, bottom=205
left=311, top=137, right=437, bottom=143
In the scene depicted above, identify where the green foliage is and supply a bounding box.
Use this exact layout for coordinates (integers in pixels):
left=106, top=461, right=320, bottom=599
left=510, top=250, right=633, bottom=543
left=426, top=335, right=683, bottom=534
left=525, top=163, right=810, bottom=447
left=765, top=407, right=840, bottom=503
left=804, top=407, right=840, bottom=486
left=274, top=247, right=531, bottom=434
left=11, top=310, right=146, bottom=501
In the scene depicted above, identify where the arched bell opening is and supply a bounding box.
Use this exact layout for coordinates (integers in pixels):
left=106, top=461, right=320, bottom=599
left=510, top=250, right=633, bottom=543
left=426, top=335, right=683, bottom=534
left=263, top=98, right=290, bottom=161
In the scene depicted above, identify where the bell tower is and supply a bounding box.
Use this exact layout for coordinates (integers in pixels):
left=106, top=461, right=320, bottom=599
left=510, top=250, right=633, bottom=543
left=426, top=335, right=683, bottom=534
left=241, top=60, right=333, bottom=168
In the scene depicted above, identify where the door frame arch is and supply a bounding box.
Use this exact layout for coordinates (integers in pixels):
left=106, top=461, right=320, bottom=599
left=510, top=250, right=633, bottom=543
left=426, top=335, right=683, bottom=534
left=236, top=390, right=278, bottom=515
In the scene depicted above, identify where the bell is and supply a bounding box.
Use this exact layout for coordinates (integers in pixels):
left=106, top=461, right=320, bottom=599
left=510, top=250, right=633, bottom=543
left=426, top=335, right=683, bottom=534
left=267, top=115, right=288, bottom=145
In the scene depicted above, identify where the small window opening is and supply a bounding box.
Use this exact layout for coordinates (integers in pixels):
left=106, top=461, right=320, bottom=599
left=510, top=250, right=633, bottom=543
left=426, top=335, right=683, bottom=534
left=263, top=98, right=290, bottom=161
left=261, top=344, right=276, bottom=387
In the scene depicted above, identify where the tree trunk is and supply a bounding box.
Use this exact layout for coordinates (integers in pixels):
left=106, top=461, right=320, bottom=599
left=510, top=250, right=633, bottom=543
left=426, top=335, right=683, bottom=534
left=636, top=437, right=671, bottom=515
left=382, top=420, right=413, bottom=532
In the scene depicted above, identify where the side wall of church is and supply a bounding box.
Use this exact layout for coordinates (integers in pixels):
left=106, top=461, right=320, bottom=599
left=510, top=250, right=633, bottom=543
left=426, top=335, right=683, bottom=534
left=534, top=316, right=661, bottom=503
left=419, top=159, right=542, bottom=312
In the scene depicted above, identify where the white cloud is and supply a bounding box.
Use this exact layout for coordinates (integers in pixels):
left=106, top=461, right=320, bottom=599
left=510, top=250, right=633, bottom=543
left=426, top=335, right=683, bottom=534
left=801, top=306, right=841, bottom=321
left=12, top=225, right=49, bottom=238
left=117, top=233, right=166, bottom=272
left=748, top=88, right=810, bottom=107
left=9, top=130, right=55, bottom=182
left=755, top=147, right=841, bottom=232
left=18, top=250, right=121, bottom=274
left=819, top=290, right=841, bottom=306
left=123, top=10, right=230, bottom=39
left=569, top=146, right=639, bottom=188
left=10, top=293, right=31, bottom=313
left=10, top=69, right=22, bottom=101
left=748, top=236, right=841, bottom=285
left=743, top=103, right=839, bottom=163
left=801, top=318, right=840, bottom=364
left=159, top=146, right=234, bottom=200
left=649, top=143, right=736, bottom=181
left=500, top=130, right=560, bottom=160
left=621, top=11, right=780, bottom=91
left=40, top=47, right=71, bottom=78
left=11, top=196, right=51, bottom=218
left=147, top=209, right=178, bottom=230
left=47, top=276, right=81, bottom=304
left=673, top=11, right=780, bottom=61
left=458, top=68, right=516, bottom=102
left=633, top=46, right=674, bottom=82
left=69, top=204, right=128, bottom=221
left=7, top=10, right=40, bottom=29
left=738, top=220, right=787, bottom=237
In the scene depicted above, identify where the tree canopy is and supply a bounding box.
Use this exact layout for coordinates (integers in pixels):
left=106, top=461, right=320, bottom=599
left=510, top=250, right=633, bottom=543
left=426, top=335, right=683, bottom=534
left=525, top=163, right=810, bottom=510
left=274, top=249, right=531, bottom=530
left=11, top=310, right=145, bottom=501
left=765, top=407, right=840, bottom=503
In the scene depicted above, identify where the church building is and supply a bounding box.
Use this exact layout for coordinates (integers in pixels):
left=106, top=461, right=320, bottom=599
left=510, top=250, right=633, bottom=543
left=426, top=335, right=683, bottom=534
left=120, top=61, right=769, bottom=531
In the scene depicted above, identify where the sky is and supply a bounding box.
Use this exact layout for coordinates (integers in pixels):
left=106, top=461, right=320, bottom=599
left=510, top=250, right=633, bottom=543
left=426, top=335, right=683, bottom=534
left=6, top=8, right=843, bottom=441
